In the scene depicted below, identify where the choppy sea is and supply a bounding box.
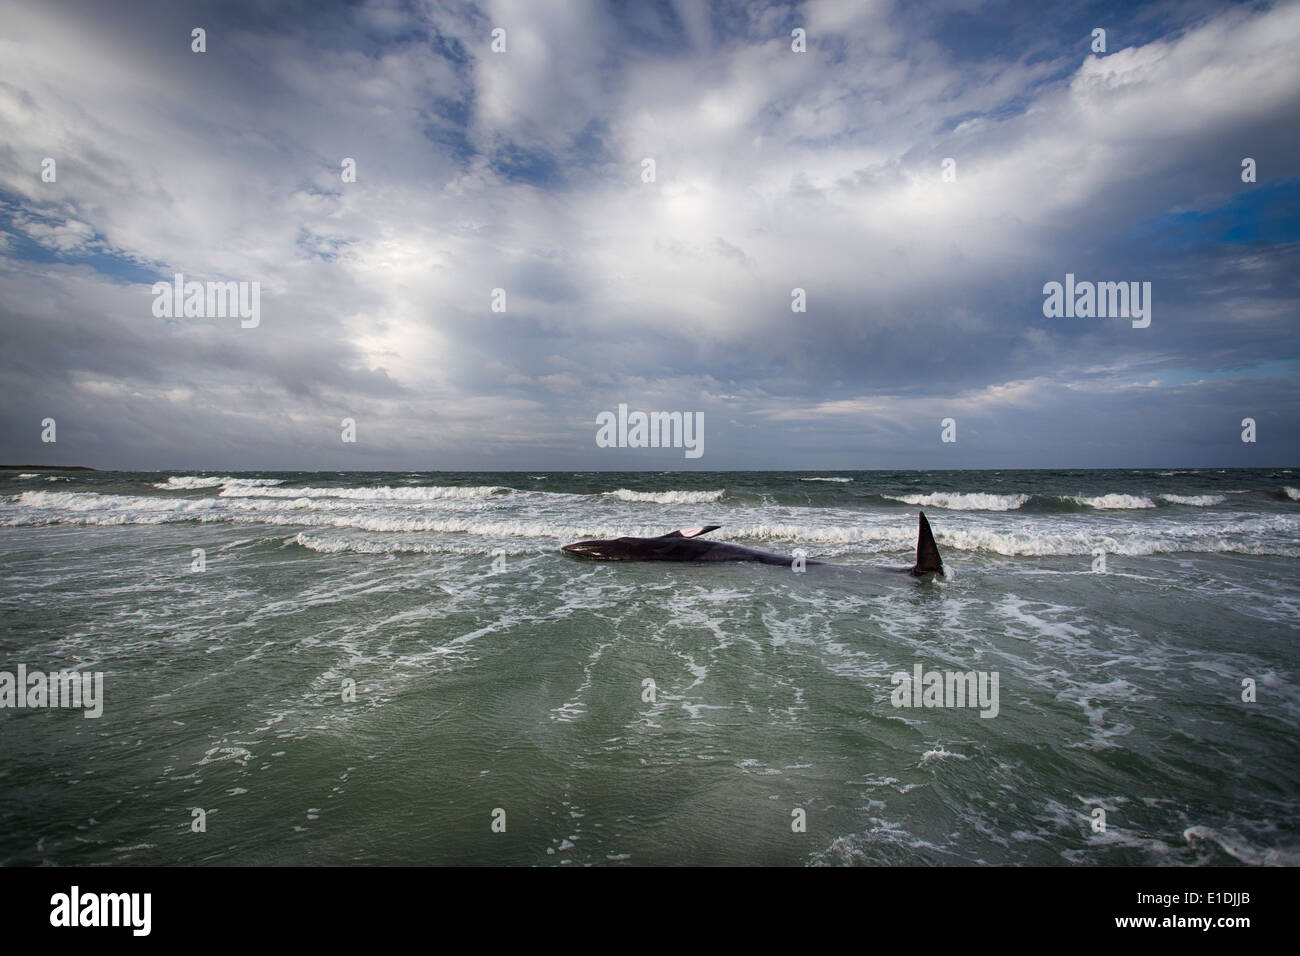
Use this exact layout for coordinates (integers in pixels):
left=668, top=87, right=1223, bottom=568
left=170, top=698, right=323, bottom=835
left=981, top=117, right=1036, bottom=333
left=1, top=468, right=1297, bottom=865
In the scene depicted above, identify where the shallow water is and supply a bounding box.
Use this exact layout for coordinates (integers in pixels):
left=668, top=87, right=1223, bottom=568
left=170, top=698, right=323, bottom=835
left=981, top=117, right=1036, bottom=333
left=1, top=468, right=1296, bottom=865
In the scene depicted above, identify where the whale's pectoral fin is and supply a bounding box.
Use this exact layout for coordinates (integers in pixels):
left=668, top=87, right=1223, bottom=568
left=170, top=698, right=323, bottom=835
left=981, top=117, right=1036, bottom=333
left=911, top=511, right=943, bottom=576
left=663, top=525, right=722, bottom=539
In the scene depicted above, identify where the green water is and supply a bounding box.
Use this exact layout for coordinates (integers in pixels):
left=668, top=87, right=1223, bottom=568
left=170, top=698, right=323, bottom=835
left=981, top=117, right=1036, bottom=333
left=1, top=469, right=1297, bottom=864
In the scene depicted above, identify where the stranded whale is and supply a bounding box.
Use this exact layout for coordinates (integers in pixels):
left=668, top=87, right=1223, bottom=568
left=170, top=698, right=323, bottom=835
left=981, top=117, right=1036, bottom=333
left=563, top=511, right=944, bottom=577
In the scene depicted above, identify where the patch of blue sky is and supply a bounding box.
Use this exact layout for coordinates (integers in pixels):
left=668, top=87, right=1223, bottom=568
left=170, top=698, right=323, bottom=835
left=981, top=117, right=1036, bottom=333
left=0, top=194, right=160, bottom=284
left=1130, top=182, right=1300, bottom=248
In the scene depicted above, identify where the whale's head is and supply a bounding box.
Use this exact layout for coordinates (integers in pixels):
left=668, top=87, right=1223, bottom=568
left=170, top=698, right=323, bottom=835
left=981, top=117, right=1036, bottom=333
left=562, top=527, right=721, bottom=561
left=561, top=537, right=633, bottom=560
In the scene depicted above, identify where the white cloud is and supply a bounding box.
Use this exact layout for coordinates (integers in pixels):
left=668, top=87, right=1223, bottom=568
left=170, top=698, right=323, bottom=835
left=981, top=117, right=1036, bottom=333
left=0, top=0, right=1296, bottom=467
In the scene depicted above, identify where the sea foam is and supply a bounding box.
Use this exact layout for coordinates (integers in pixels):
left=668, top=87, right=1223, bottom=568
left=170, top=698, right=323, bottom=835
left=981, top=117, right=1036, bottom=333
left=886, top=492, right=1028, bottom=511
left=604, top=489, right=725, bottom=504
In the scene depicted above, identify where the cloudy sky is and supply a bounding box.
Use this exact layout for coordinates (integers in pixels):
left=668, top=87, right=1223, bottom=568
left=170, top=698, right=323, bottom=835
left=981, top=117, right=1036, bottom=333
left=0, top=0, right=1296, bottom=471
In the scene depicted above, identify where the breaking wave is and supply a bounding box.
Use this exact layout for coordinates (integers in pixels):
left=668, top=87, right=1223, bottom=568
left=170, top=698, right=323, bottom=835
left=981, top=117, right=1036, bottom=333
left=216, top=483, right=508, bottom=501
left=604, top=489, right=725, bottom=504
left=886, top=492, right=1029, bottom=511
left=1066, top=494, right=1157, bottom=510
left=154, top=475, right=286, bottom=490
left=1159, top=494, right=1226, bottom=506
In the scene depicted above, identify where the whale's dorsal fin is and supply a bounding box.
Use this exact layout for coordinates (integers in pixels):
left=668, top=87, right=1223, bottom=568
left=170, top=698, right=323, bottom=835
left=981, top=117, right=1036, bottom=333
left=664, top=525, right=721, bottom=538
left=911, top=511, right=943, bottom=576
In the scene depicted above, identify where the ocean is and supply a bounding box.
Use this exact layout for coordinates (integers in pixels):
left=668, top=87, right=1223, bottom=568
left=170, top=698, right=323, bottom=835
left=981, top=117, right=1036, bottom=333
left=1, top=468, right=1297, bottom=866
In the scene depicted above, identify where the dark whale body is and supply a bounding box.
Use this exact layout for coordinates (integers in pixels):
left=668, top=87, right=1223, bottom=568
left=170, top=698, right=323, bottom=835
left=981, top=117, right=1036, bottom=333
left=563, top=512, right=944, bottom=577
